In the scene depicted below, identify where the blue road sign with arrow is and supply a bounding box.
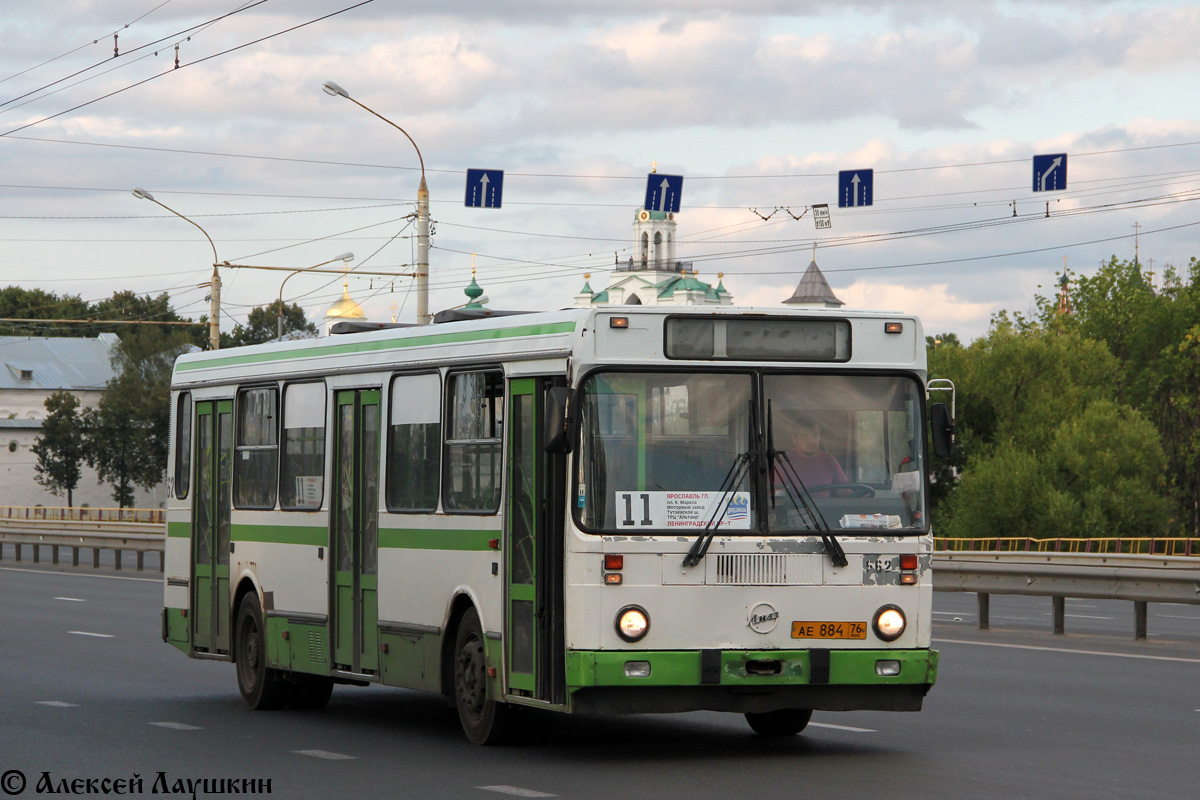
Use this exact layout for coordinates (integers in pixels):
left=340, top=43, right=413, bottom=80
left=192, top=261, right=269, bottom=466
left=644, top=173, right=684, bottom=214
left=1032, top=153, right=1067, bottom=192
left=465, top=168, right=504, bottom=208
left=838, top=169, right=873, bottom=208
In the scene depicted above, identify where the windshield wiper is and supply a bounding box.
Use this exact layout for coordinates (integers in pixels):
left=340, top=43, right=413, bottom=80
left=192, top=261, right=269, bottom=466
left=681, top=450, right=753, bottom=568
left=767, top=401, right=848, bottom=568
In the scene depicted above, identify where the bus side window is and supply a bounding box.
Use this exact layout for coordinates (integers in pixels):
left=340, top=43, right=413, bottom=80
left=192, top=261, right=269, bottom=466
left=174, top=392, right=191, bottom=500
left=444, top=370, right=503, bottom=513
left=387, top=372, right=441, bottom=512
left=280, top=382, right=325, bottom=510
left=235, top=386, right=279, bottom=509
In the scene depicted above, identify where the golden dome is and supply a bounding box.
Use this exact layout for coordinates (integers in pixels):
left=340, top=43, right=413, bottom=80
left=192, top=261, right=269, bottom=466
left=325, top=283, right=365, bottom=320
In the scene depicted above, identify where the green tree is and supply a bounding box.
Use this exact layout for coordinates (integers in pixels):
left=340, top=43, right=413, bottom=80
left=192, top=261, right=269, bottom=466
left=222, top=300, right=317, bottom=348
left=84, top=324, right=195, bottom=507
left=946, top=401, right=1171, bottom=540
left=0, top=287, right=91, bottom=337
left=31, top=391, right=86, bottom=506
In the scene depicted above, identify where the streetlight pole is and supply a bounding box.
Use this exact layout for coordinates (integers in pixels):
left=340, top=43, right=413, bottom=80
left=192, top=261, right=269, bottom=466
left=322, top=81, right=431, bottom=324
left=275, top=252, right=355, bottom=341
left=132, top=188, right=222, bottom=350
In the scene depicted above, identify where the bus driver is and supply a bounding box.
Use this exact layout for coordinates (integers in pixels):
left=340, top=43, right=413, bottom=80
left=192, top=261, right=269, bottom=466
left=779, top=414, right=847, bottom=494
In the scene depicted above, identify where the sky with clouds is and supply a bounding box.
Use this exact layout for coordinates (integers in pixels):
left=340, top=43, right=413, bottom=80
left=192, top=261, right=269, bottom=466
left=2, top=0, right=1198, bottom=341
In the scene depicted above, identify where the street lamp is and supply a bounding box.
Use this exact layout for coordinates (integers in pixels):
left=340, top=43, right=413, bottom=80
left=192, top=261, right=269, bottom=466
left=322, top=80, right=431, bottom=325
left=276, top=252, right=355, bottom=341
left=132, top=188, right=222, bottom=350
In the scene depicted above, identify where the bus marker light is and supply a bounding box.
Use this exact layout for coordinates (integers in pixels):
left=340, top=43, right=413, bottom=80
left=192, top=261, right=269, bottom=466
left=282, top=631, right=289, bottom=641
left=624, top=661, right=652, bottom=678
left=605, top=573, right=623, bottom=585
left=610, top=316, right=629, bottom=328
left=488, top=538, right=500, bottom=550
left=899, top=554, right=919, bottom=570
left=900, top=573, right=918, bottom=585
left=616, top=606, right=650, bottom=642
left=885, top=321, right=904, bottom=334
left=875, top=660, right=902, bottom=677
left=604, top=554, right=624, bottom=570
left=487, top=668, right=496, bottom=678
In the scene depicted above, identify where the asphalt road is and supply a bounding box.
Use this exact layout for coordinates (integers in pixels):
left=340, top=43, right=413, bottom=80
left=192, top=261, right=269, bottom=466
left=1, top=564, right=1197, bottom=800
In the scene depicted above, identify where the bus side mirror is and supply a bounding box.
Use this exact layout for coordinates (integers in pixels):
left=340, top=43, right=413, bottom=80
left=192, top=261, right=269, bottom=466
left=545, top=387, right=576, bottom=454
left=930, top=402, right=955, bottom=457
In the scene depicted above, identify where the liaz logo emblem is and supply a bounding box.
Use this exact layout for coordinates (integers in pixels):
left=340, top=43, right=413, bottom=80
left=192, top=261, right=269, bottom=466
left=748, top=603, right=779, bottom=633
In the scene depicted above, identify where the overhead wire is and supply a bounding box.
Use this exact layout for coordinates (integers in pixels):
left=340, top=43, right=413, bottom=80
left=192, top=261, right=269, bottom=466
left=0, top=0, right=376, bottom=138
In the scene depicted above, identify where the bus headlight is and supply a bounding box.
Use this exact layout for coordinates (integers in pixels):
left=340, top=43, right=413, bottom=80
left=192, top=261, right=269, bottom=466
left=873, top=605, right=906, bottom=641
left=615, top=606, right=650, bottom=642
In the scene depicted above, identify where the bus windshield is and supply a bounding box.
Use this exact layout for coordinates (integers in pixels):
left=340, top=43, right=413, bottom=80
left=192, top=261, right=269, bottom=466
left=575, top=371, right=926, bottom=535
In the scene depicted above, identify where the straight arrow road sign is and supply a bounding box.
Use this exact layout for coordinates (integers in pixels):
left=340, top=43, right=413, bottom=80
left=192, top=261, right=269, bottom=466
left=465, top=168, right=504, bottom=208
left=838, top=169, right=873, bottom=208
left=1032, top=153, right=1068, bottom=192
left=644, top=173, right=684, bottom=214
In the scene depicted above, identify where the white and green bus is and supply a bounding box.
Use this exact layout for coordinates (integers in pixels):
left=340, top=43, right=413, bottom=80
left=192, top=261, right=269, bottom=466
left=162, top=305, right=953, bottom=743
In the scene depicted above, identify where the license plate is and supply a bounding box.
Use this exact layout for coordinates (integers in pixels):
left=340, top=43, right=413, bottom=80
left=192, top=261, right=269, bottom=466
left=791, top=621, right=867, bottom=639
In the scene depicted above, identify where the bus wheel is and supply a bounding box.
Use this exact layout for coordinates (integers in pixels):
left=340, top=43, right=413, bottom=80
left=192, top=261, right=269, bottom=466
left=288, top=675, right=334, bottom=710
left=235, top=593, right=291, bottom=710
left=744, top=708, right=812, bottom=737
left=453, top=607, right=510, bottom=745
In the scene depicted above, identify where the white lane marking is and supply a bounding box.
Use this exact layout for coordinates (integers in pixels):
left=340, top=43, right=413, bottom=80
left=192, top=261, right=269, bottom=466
left=55, top=597, right=86, bottom=602
left=1062, top=614, right=1113, bottom=620
left=36, top=701, right=79, bottom=708
left=935, top=638, right=1200, bottom=664
left=149, top=722, right=202, bottom=730
left=0, top=566, right=158, bottom=583
left=293, top=750, right=356, bottom=760
left=67, top=631, right=114, bottom=638
left=809, top=722, right=877, bottom=733
left=477, top=787, right=557, bottom=798
left=1157, top=614, right=1200, bottom=620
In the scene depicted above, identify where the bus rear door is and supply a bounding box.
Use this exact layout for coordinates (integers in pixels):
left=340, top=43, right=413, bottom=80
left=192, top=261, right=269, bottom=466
left=192, top=399, right=232, bottom=655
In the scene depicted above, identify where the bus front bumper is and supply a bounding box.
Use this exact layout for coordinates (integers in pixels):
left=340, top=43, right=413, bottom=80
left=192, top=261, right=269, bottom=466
left=565, top=648, right=937, bottom=715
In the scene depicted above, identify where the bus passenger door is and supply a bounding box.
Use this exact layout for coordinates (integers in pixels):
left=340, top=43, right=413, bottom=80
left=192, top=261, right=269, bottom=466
left=331, top=389, right=381, bottom=674
left=192, top=399, right=232, bottom=655
left=506, top=378, right=567, bottom=703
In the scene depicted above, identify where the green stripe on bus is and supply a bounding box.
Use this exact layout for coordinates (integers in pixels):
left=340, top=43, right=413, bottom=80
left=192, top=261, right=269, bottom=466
left=176, top=321, right=577, bottom=372
left=378, top=528, right=496, bottom=551
left=167, top=522, right=190, bottom=538
left=220, top=524, right=493, bottom=550
left=231, top=524, right=327, bottom=547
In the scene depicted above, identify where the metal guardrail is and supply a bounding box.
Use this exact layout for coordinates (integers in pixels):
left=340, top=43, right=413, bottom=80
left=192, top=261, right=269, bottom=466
left=0, top=505, right=164, bottom=523
left=0, top=518, right=165, bottom=572
left=935, top=536, right=1199, bottom=557
left=932, top=551, right=1200, bottom=639
left=3, top=518, right=1198, bottom=640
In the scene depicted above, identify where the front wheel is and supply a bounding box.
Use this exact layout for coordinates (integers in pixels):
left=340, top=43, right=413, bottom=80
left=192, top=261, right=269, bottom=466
left=745, top=708, right=813, bottom=737
left=235, top=593, right=291, bottom=710
left=453, top=607, right=511, bottom=745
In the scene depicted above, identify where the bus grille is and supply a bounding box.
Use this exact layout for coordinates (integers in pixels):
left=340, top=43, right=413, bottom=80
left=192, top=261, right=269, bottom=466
left=712, top=554, right=818, bottom=586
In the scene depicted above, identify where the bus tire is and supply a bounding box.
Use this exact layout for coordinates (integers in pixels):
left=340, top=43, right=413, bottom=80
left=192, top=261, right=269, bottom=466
left=453, top=607, right=510, bottom=745
left=744, top=708, right=812, bottom=737
left=235, top=593, right=291, bottom=710
left=288, top=675, right=334, bottom=710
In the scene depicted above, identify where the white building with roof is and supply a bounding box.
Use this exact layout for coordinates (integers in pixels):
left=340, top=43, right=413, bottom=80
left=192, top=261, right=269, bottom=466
left=0, top=333, right=164, bottom=509
left=575, top=209, right=733, bottom=307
